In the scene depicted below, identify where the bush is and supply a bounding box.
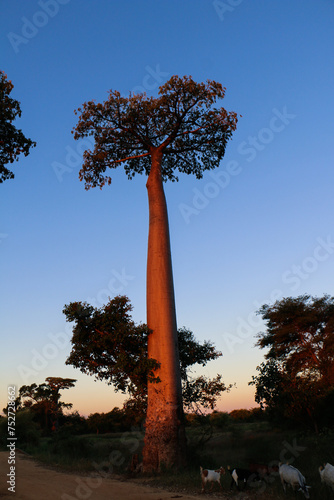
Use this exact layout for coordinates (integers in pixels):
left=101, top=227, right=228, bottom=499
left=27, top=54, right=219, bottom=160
left=229, top=408, right=253, bottom=421
left=51, top=433, right=94, bottom=460
left=185, top=412, right=210, bottom=427
left=59, top=411, right=88, bottom=435
left=0, top=409, right=41, bottom=449
left=209, top=411, right=230, bottom=428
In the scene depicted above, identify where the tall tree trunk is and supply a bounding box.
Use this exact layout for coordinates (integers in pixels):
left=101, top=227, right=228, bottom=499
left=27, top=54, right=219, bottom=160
left=142, top=148, right=187, bottom=471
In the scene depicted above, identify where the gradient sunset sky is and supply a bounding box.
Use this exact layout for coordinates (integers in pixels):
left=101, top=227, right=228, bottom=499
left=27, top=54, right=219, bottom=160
left=1, top=0, right=334, bottom=416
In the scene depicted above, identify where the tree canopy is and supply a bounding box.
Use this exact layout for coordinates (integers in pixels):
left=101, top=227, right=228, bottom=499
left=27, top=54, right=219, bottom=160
left=73, top=75, right=238, bottom=188
left=256, top=294, right=334, bottom=385
left=250, top=295, right=334, bottom=430
left=0, top=71, right=36, bottom=182
left=18, top=377, right=76, bottom=412
left=63, top=295, right=230, bottom=411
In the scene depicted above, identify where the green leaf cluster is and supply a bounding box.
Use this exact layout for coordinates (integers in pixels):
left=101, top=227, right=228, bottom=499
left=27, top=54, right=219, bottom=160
left=0, top=71, right=36, bottom=182
left=63, top=296, right=158, bottom=396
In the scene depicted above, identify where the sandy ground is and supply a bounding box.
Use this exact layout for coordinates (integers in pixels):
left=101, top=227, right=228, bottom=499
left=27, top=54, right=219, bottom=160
left=0, top=451, right=205, bottom=500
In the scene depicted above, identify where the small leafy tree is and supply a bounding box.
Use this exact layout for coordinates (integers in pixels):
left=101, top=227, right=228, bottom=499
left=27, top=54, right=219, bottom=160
left=63, top=296, right=157, bottom=399
left=73, top=75, right=238, bottom=469
left=63, top=295, right=230, bottom=417
left=0, top=71, right=36, bottom=182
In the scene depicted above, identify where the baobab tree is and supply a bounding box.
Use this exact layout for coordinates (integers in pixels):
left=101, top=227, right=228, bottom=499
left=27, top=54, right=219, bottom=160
left=73, top=75, right=238, bottom=470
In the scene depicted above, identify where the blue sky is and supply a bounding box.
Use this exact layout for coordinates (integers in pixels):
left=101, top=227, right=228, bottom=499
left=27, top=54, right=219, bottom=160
left=1, top=0, right=334, bottom=415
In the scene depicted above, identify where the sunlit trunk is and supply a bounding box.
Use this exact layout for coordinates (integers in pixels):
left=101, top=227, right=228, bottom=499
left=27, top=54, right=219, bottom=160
left=142, top=148, right=186, bottom=471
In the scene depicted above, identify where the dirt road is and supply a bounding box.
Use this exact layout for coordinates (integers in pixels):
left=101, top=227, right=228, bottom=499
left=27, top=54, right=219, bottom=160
left=0, top=451, right=203, bottom=500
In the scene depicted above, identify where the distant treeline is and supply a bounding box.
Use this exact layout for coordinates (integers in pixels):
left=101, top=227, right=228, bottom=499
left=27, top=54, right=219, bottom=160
left=3, top=404, right=331, bottom=449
